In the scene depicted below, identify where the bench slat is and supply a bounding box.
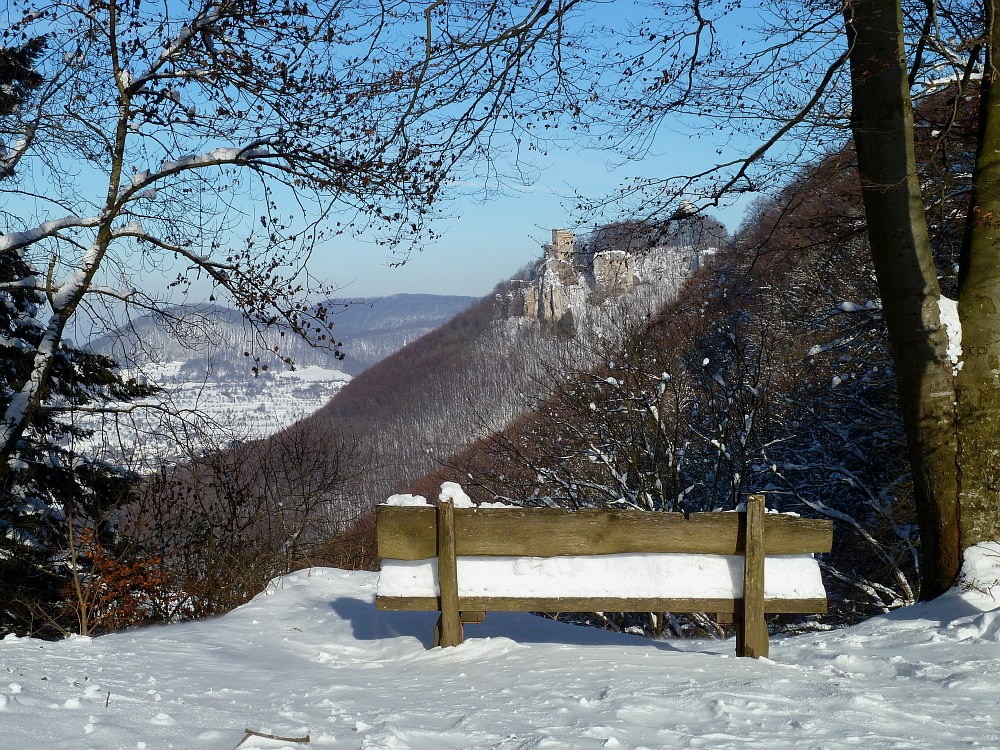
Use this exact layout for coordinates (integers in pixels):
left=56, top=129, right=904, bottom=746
left=376, top=595, right=828, bottom=615
left=377, top=505, right=833, bottom=560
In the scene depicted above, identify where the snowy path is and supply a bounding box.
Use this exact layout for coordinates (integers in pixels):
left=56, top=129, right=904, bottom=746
left=1, top=548, right=998, bottom=749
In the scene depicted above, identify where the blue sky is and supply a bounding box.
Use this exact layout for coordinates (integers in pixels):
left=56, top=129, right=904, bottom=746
left=312, top=139, right=752, bottom=299
left=3, top=0, right=822, bottom=304
left=300, top=1, right=797, bottom=300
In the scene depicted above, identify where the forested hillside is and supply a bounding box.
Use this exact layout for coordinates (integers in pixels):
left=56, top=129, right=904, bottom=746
left=414, top=92, right=978, bottom=628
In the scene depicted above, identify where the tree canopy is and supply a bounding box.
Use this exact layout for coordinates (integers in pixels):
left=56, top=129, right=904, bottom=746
left=570, top=0, right=998, bottom=597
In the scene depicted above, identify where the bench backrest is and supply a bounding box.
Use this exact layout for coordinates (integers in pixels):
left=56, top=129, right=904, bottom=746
left=377, top=503, right=833, bottom=559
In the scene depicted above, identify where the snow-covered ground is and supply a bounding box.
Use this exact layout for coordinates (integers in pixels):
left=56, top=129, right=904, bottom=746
left=144, top=362, right=352, bottom=438
left=71, top=362, right=351, bottom=466
left=1, top=544, right=998, bottom=750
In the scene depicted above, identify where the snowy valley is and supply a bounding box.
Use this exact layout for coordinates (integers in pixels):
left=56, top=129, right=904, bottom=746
left=81, top=361, right=354, bottom=463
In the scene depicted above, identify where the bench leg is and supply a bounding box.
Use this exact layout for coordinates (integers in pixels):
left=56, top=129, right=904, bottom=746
left=714, top=610, right=748, bottom=655
left=738, top=495, right=769, bottom=658
left=732, top=613, right=745, bottom=656
left=434, top=613, right=464, bottom=647
left=432, top=612, right=485, bottom=646
left=737, top=608, right=768, bottom=658
left=435, top=500, right=464, bottom=647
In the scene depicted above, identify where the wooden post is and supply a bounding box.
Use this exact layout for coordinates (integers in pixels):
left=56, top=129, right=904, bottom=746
left=434, top=499, right=464, bottom=647
left=739, top=494, right=768, bottom=658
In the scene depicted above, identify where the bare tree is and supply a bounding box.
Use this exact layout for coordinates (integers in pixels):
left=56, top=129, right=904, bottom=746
left=0, top=0, right=593, bottom=492
left=129, top=422, right=368, bottom=618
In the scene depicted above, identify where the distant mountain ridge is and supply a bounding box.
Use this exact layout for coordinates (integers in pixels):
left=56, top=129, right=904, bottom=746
left=91, top=293, right=479, bottom=377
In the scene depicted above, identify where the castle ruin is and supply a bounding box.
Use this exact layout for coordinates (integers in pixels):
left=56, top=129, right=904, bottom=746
left=504, top=229, right=638, bottom=326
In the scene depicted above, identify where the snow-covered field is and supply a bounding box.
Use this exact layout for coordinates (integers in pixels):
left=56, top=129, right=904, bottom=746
left=72, top=362, right=351, bottom=465
left=150, top=362, right=351, bottom=440
left=2, top=544, right=998, bottom=750
left=146, top=363, right=352, bottom=442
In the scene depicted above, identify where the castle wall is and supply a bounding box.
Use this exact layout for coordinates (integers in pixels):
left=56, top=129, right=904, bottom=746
left=511, top=228, right=648, bottom=327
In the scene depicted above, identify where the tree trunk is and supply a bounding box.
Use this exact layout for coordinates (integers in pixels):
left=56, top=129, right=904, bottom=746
left=956, top=1, right=1000, bottom=551
left=843, top=0, right=962, bottom=597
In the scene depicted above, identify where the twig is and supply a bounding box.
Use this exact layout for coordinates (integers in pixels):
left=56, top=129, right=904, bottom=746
left=235, top=729, right=311, bottom=748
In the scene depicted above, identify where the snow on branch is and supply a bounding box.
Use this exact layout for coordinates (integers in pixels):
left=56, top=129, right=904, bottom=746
left=118, top=146, right=274, bottom=197
left=0, top=131, right=33, bottom=177
left=0, top=214, right=105, bottom=254
left=0, top=282, right=137, bottom=304
left=0, top=277, right=42, bottom=291
left=128, top=4, right=224, bottom=93
left=158, top=145, right=271, bottom=174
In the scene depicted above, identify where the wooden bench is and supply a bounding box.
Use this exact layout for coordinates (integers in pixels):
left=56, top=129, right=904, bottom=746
left=376, top=494, right=832, bottom=658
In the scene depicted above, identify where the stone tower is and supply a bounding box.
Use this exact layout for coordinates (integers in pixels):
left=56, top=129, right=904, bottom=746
left=550, top=229, right=574, bottom=263
left=519, top=229, right=579, bottom=322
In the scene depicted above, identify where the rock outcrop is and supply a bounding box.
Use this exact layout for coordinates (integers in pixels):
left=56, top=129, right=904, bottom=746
left=503, top=228, right=638, bottom=327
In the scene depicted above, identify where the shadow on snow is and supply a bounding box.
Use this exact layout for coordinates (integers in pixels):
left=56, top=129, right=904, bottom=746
left=328, top=596, right=684, bottom=652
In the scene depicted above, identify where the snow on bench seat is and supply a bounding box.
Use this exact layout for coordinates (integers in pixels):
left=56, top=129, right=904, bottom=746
left=377, top=552, right=825, bottom=601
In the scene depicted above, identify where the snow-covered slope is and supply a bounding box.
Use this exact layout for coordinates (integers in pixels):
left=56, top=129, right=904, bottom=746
left=1, top=543, right=997, bottom=749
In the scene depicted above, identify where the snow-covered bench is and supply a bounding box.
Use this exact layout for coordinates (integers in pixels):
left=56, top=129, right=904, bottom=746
left=376, top=488, right=832, bottom=658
